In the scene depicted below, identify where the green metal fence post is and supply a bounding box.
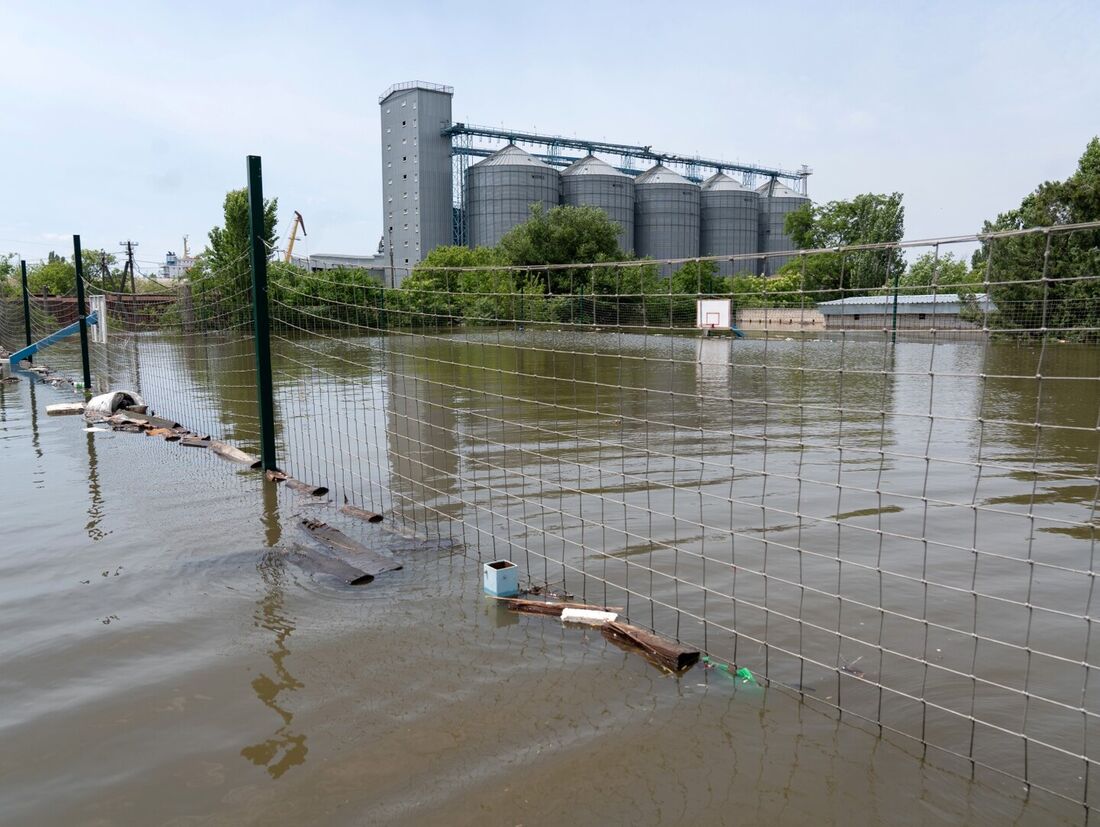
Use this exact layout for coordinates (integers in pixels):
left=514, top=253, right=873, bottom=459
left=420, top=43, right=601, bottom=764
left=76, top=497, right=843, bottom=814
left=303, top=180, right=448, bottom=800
left=890, top=260, right=900, bottom=345
left=246, top=155, right=278, bottom=473
left=72, top=235, right=92, bottom=391
left=20, top=260, right=33, bottom=362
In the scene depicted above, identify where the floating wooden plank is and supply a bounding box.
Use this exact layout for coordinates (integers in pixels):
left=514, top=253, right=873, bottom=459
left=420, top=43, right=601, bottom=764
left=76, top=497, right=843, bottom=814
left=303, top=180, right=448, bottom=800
left=339, top=497, right=383, bottom=523
left=265, top=469, right=289, bottom=483
left=180, top=435, right=211, bottom=448
left=494, top=597, right=622, bottom=617
left=209, top=440, right=261, bottom=469
left=281, top=546, right=373, bottom=586
left=601, top=621, right=700, bottom=673
left=300, top=517, right=402, bottom=576
left=285, top=478, right=328, bottom=496
left=46, top=402, right=85, bottom=416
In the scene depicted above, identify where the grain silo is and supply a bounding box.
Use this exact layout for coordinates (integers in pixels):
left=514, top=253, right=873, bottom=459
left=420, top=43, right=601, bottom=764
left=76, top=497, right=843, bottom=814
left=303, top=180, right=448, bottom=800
left=465, top=144, right=560, bottom=248
left=560, top=154, right=635, bottom=254
left=700, top=173, right=760, bottom=276
left=756, top=179, right=809, bottom=276
left=634, top=164, right=699, bottom=274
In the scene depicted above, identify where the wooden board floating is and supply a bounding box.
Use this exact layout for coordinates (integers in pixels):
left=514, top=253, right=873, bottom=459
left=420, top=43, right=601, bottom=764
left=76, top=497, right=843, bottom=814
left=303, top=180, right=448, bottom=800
left=300, top=518, right=402, bottom=576
left=46, top=402, right=85, bottom=416
left=494, top=597, right=622, bottom=617
left=340, top=501, right=384, bottom=523
left=601, top=621, right=700, bottom=673
left=280, top=546, right=373, bottom=586
left=209, top=440, right=262, bottom=469
left=286, top=478, right=329, bottom=497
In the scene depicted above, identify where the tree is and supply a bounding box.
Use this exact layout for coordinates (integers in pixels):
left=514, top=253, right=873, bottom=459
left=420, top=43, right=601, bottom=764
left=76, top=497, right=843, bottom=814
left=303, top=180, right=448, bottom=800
left=27, top=252, right=75, bottom=295
left=497, top=204, right=625, bottom=293
left=395, top=245, right=505, bottom=326
left=899, top=251, right=976, bottom=293
left=189, top=188, right=278, bottom=324
left=0, top=255, right=17, bottom=298
left=973, top=137, right=1100, bottom=338
left=781, top=192, right=906, bottom=296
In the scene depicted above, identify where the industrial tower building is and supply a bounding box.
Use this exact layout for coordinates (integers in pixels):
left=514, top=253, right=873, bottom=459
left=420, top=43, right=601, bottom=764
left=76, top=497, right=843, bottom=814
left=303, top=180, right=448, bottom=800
left=378, top=81, right=811, bottom=284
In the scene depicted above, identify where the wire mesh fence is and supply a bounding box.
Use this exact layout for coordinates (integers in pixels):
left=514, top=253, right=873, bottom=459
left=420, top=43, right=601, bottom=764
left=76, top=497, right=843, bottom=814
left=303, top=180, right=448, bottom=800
left=5, top=221, right=1100, bottom=818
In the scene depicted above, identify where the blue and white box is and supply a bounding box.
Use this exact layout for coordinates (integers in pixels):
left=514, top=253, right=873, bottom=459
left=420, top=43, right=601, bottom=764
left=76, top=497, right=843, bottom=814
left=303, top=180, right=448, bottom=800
left=483, top=560, right=519, bottom=597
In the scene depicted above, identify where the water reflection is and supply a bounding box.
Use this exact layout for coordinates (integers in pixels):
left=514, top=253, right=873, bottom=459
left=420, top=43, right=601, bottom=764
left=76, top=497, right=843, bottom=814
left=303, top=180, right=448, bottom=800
left=84, top=430, right=107, bottom=541
left=386, top=342, right=462, bottom=528
left=241, top=482, right=307, bottom=779
left=28, top=380, right=42, bottom=459
left=241, top=555, right=307, bottom=778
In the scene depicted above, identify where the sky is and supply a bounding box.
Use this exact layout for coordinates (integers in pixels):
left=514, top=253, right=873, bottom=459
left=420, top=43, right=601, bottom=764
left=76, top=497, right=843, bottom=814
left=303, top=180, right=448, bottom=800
left=2, top=0, right=1098, bottom=272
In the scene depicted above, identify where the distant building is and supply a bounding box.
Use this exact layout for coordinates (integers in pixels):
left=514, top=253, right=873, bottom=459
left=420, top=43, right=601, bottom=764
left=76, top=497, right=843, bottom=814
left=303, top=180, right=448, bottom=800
left=160, top=251, right=195, bottom=279
left=289, top=253, right=390, bottom=285
left=816, top=293, right=994, bottom=331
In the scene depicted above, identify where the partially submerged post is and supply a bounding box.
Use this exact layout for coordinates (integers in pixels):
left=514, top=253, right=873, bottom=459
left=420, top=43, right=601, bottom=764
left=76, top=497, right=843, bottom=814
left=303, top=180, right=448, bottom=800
left=246, top=155, right=278, bottom=474
left=72, top=235, right=92, bottom=392
left=19, top=260, right=32, bottom=362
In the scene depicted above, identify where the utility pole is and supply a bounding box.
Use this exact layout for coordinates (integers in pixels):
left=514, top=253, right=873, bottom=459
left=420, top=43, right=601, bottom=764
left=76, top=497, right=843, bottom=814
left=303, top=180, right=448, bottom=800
left=118, top=240, right=138, bottom=293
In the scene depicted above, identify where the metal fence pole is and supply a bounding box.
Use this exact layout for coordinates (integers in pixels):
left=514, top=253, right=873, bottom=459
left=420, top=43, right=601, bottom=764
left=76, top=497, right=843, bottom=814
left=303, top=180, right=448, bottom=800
left=246, top=155, right=278, bottom=473
left=19, top=260, right=32, bottom=362
left=72, top=235, right=92, bottom=391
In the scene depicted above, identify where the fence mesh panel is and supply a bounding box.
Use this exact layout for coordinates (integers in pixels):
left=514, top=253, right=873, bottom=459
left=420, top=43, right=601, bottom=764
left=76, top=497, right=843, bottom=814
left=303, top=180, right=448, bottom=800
left=7, top=222, right=1100, bottom=817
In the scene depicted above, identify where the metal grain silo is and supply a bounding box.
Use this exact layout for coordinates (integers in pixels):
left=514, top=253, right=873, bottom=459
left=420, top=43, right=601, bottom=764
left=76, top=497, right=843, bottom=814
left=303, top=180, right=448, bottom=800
left=756, top=179, right=809, bottom=276
left=465, top=144, right=560, bottom=248
left=634, top=164, right=699, bottom=274
left=700, top=172, right=760, bottom=276
left=560, top=154, right=635, bottom=254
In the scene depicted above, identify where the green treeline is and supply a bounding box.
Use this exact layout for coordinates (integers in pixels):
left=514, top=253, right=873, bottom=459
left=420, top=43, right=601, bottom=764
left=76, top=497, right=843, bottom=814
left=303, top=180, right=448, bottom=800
left=3, top=136, right=1096, bottom=339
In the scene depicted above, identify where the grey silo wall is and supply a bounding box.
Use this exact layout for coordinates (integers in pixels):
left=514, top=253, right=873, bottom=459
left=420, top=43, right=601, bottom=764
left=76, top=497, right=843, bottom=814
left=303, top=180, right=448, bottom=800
left=701, top=189, right=760, bottom=276
left=379, top=86, right=453, bottom=283
left=634, top=183, right=699, bottom=274
left=758, top=195, right=809, bottom=276
left=466, top=166, right=561, bottom=248
left=561, top=175, right=636, bottom=254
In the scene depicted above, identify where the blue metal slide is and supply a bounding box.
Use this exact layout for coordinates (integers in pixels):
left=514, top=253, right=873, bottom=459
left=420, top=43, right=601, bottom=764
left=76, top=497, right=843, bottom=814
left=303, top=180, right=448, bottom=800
left=7, top=311, right=98, bottom=368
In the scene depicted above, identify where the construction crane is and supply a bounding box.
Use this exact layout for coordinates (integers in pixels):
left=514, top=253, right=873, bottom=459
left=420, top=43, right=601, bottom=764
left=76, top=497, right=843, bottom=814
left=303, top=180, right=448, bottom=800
left=284, top=211, right=306, bottom=263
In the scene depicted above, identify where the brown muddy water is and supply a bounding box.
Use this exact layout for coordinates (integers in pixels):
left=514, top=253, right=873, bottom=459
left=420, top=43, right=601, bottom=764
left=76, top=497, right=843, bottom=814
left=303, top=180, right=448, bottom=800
left=1, top=330, right=1097, bottom=826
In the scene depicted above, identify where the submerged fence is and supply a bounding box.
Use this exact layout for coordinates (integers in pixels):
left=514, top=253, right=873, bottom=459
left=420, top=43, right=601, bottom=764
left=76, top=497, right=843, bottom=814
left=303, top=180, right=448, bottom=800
left=3, top=167, right=1100, bottom=820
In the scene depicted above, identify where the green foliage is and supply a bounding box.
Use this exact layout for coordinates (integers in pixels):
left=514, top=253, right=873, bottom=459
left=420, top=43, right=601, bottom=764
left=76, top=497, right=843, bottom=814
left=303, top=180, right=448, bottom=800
left=269, top=262, right=383, bottom=331
left=899, top=252, right=976, bottom=293
left=0, top=255, right=18, bottom=298
left=784, top=192, right=906, bottom=295
left=27, top=252, right=75, bottom=295
left=189, top=188, right=278, bottom=324
left=730, top=271, right=805, bottom=307
left=497, top=204, right=625, bottom=294
left=974, top=137, right=1100, bottom=338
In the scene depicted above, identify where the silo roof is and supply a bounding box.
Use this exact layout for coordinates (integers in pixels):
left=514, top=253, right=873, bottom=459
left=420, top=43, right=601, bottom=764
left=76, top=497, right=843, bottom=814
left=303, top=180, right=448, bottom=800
left=755, top=180, right=805, bottom=198
left=635, top=164, right=695, bottom=186
left=561, top=154, right=631, bottom=178
left=702, top=172, right=752, bottom=192
left=471, top=143, right=555, bottom=169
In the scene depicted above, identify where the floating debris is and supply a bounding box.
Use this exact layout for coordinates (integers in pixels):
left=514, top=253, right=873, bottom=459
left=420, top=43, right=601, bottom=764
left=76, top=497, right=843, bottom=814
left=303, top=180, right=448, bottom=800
left=300, top=517, right=402, bottom=577
left=339, top=495, right=383, bottom=523
left=209, top=440, right=261, bottom=468
left=495, top=597, right=620, bottom=617
left=285, top=478, right=328, bottom=496
left=46, top=402, right=85, bottom=416
left=85, top=390, right=146, bottom=420
left=601, top=621, right=700, bottom=673
left=701, top=655, right=758, bottom=686
left=560, top=607, right=618, bottom=625
left=277, top=545, right=374, bottom=586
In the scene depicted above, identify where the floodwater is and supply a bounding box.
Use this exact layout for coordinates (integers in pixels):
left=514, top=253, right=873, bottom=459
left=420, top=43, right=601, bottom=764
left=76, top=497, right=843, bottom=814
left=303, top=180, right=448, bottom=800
left=1, top=328, right=1097, bottom=825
